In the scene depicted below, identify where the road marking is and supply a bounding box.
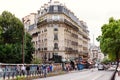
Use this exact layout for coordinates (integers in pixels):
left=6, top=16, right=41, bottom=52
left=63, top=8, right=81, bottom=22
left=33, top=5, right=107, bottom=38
left=92, top=74, right=103, bottom=80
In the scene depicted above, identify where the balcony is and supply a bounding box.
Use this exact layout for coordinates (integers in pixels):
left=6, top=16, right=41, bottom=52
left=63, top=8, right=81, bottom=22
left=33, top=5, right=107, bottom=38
left=37, top=19, right=47, bottom=27
left=32, top=32, right=38, bottom=37
left=53, top=47, right=59, bottom=51
left=82, top=50, right=89, bottom=54
left=47, top=18, right=64, bottom=24
left=65, top=47, right=78, bottom=54
left=64, top=19, right=79, bottom=31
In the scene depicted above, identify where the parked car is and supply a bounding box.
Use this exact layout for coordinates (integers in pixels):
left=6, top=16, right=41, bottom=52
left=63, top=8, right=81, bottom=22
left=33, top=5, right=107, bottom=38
left=98, top=64, right=104, bottom=70
left=108, top=65, right=116, bottom=71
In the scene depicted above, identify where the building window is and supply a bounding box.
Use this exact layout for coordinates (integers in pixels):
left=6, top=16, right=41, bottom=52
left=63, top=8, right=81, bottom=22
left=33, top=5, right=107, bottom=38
left=44, top=48, right=47, bottom=50
left=44, top=8, right=48, bottom=12
left=44, top=29, right=47, bottom=32
left=54, top=43, right=58, bottom=49
left=41, top=12, right=43, bottom=15
left=54, top=28, right=58, bottom=31
left=38, top=48, right=40, bottom=50
left=54, top=34, right=58, bottom=40
left=54, top=24, right=58, bottom=31
left=54, top=6, right=58, bottom=12
left=44, top=38, right=47, bottom=41
left=52, top=15, right=59, bottom=21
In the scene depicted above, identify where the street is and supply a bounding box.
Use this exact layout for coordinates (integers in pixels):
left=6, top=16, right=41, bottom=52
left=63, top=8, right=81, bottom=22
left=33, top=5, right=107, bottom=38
left=34, top=69, right=115, bottom=80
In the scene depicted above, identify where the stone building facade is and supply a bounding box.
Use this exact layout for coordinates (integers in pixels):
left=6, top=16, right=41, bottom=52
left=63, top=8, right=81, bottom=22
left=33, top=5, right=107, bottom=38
left=22, top=1, right=89, bottom=62
left=88, top=44, right=104, bottom=64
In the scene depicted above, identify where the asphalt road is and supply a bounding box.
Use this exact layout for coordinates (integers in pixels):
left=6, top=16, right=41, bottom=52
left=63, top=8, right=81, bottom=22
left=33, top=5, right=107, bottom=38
left=34, top=68, right=114, bottom=80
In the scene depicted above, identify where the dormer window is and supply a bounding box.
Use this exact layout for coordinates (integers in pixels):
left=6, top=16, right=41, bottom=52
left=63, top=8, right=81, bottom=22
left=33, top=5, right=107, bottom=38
left=54, top=6, right=58, bottom=12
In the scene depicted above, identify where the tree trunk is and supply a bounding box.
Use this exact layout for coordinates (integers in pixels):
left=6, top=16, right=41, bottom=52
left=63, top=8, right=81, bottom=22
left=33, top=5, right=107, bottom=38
left=111, top=50, right=119, bottom=80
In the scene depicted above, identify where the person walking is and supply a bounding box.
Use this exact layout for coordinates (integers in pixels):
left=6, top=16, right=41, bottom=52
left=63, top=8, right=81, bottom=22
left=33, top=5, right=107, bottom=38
left=26, top=65, right=30, bottom=76
left=21, top=65, right=26, bottom=76
left=16, top=65, right=21, bottom=76
left=42, top=64, right=47, bottom=77
left=0, top=65, right=3, bottom=80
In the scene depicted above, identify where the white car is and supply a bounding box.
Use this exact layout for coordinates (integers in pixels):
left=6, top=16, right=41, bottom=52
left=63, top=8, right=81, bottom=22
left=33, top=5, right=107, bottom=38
left=98, top=64, right=104, bottom=70
left=108, top=65, right=116, bottom=71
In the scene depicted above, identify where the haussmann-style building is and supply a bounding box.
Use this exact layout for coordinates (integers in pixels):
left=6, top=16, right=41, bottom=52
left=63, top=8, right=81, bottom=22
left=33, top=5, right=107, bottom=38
left=22, top=1, right=90, bottom=63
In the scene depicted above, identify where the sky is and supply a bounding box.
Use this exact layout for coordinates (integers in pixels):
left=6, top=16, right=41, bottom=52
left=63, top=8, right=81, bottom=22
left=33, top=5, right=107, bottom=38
left=1, top=0, right=120, bottom=46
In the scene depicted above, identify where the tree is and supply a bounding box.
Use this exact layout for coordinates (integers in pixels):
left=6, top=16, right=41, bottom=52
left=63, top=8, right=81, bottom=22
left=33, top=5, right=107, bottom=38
left=0, top=27, right=3, bottom=44
left=97, top=17, right=120, bottom=79
left=0, top=11, right=34, bottom=63
left=97, top=17, right=120, bottom=60
left=0, top=11, right=23, bottom=44
left=24, top=33, right=34, bottom=63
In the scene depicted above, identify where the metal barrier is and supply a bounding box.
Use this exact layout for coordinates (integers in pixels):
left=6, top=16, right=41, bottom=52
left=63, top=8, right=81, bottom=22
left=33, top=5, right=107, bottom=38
left=0, top=63, right=63, bottom=80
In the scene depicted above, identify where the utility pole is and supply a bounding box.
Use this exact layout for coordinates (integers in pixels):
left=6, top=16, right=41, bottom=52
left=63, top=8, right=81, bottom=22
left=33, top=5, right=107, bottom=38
left=22, top=18, right=29, bottom=64
left=22, top=18, right=25, bottom=64
left=22, top=26, right=25, bottom=64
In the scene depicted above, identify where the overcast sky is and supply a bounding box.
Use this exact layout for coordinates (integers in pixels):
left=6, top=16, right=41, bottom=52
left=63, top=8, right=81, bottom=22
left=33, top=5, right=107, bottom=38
left=1, top=0, right=120, bottom=46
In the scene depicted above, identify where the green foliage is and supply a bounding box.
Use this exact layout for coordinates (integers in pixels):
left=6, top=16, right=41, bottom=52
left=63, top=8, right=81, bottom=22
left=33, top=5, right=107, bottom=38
left=31, top=58, right=42, bottom=64
left=102, top=58, right=110, bottom=64
left=0, top=11, right=23, bottom=44
left=97, top=17, right=120, bottom=60
left=16, top=76, right=25, bottom=80
left=0, top=11, right=34, bottom=63
left=24, top=33, right=34, bottom=63
left=108, top=53, right=116, bottom=61
left=0, top=43, right=22, bottom=63
left=96, top=35, right=101, bottom=42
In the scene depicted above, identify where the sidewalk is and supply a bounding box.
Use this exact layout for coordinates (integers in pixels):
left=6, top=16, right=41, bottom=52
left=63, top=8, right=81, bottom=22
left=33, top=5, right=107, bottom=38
left=34, top=69, right=90, bottom=80
left=2, top=69, right=109, bottom=80
left=115, top=72, right=120, bottom=80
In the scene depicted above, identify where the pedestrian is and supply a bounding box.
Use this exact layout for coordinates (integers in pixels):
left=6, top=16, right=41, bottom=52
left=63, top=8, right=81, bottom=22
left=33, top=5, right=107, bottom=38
left=37, top=65, right=40, bottom=75
left=42, top=64, right=47, bottom=77
left=49, top=63, right=53, bottom=72
left=26, top=65, right=30, bottom=76
left=70, top=60, right=75, bottom=70
left=39, top=65, right=43, bottom=76
left=16, top=65, right=21, bottom=76
left=21, top=65, right=26, bottom=76
left=0, top=65, right=3, bottom=80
